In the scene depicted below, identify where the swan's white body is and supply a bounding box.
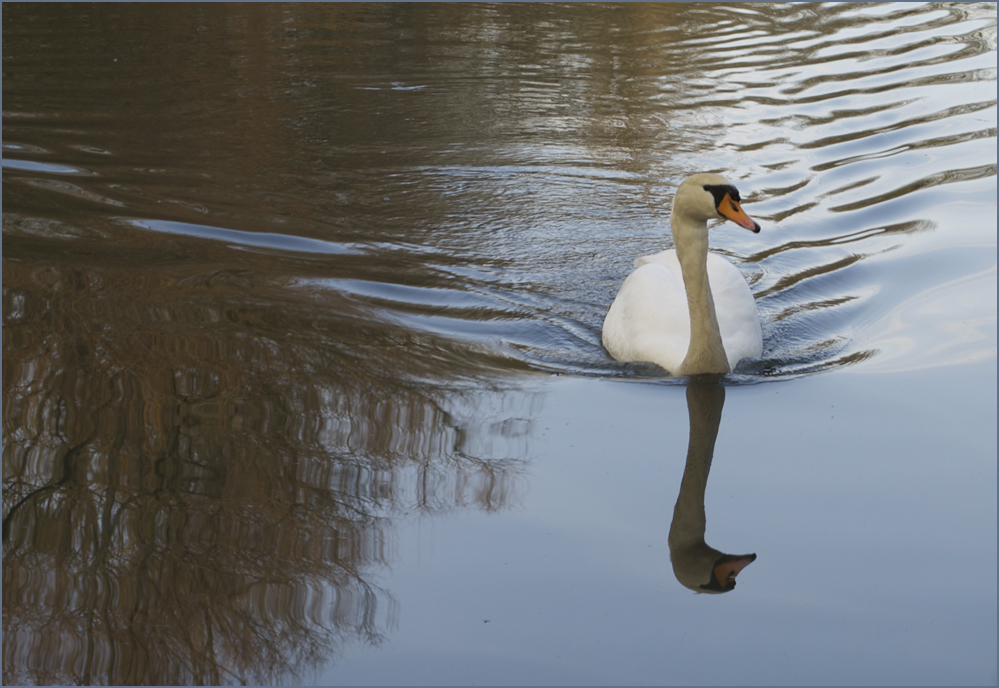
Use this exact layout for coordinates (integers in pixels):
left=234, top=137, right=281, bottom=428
left=603, top=250, right=762, bottom=375
left=602, top=173, right=763, bottom=376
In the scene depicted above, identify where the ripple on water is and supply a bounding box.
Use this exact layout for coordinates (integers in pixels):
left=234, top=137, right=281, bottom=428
left=1, top=2, right=995, bottom=388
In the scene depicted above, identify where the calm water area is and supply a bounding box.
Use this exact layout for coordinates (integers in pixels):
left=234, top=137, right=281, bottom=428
left=3, top=3, right=997, bottom=685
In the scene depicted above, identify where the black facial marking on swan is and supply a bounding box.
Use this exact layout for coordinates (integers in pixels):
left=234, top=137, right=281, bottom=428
left=702, top=184, right=740, bottom=207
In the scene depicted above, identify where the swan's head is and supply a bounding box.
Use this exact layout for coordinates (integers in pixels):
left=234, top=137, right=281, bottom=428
left=674, top=173, right=761, bottom=233
left=671, top=549, right=758, bottom=594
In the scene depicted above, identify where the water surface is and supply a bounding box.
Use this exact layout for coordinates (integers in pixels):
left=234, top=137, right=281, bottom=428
left=3, top=3, right=996, bottom=685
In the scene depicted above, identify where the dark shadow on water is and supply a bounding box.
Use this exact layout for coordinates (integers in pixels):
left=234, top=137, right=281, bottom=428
left=668, top=380, right=756, bottom=594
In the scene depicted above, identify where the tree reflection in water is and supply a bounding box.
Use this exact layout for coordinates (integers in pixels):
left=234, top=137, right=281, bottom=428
left=2, top=255, right=532, bottom=684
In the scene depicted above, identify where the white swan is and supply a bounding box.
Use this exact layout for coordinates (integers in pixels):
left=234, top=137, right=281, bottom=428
left=602, top=173, right=763, bottom=376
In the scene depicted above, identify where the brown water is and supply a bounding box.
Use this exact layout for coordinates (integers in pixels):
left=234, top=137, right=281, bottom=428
left=3, top=3, right=996, bottom=685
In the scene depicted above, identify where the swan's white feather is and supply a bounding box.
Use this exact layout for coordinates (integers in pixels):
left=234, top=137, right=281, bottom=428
left=602, top=248, right=762, bottom=375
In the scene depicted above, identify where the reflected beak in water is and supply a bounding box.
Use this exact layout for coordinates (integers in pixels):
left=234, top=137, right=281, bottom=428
left=713, top=553, right=758, bottom=589
left=717, top=194, right=761, bottom=233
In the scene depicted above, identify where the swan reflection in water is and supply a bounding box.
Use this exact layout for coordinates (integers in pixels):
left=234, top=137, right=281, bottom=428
left=668, top=382, right=756, bottom=593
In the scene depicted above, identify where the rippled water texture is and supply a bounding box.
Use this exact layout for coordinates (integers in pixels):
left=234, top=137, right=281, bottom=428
left=3, top=3, right=997, bottom=685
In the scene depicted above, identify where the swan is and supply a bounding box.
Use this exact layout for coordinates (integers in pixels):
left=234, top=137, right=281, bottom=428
left=602, top=173, right=763, bottom=376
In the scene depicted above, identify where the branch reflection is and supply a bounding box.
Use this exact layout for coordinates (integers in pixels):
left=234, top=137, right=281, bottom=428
left=2, top=260, right=531, bottom=685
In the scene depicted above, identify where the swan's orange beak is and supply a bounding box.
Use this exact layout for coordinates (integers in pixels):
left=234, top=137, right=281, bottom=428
left=717, top=193, right=761, bottom=233
left=712, top=553, right=757, bottom=589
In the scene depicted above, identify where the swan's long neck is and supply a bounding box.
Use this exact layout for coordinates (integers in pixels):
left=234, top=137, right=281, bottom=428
left=674, top=214, right=730, bottom=375
left=668, top=385, right=725, bottom=552
left=668, top=384, right=726, bottom=588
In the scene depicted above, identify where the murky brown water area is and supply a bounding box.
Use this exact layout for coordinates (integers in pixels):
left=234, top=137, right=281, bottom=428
left=4, top=3, right=996, bottom=685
